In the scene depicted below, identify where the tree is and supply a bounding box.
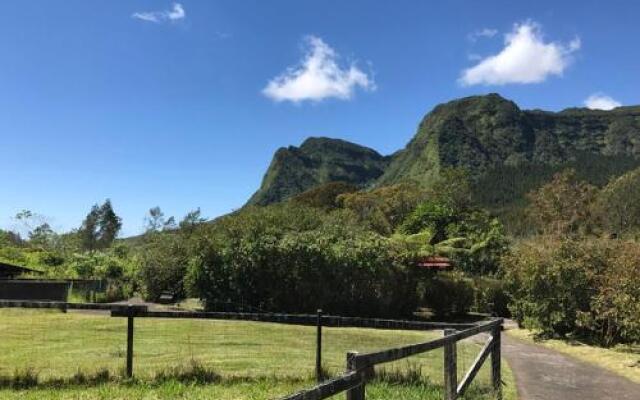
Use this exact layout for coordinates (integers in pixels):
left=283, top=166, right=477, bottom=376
left=79, top=200, right=122, bottom=251
left=79, top=204, right=101, bottom=251
left=337, top=183, right=427, bottom=235
left=98, top=200, right=122, bottom=248
left=179, top=208, right=206, bottom=234
left=595, top=167, right=640, bottom=235
left=145, top=206, right=176, bottom=233
left=291, top=182, right=358, bottom=209
left=526, top=169, right=598, bottom=236
left=425, top=168, right=473, bottom=213
left=14, top=209, right=55, bottom=246
left=29, top=223, right=56, bottom=248
left=0, top=230, right=23, bottom=247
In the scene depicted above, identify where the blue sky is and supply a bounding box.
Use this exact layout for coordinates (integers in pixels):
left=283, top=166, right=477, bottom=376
left=1, top=0, right=638, bottom=237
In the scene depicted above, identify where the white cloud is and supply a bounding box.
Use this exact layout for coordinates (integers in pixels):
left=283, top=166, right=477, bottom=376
left=468, top=28, right=498, bottom=42
left=262, top=36, right=375, bottom=103
left=459, top=21, right=580, bottom=86
left=132, top=3, right=185, bottom=23
left=584, top=93, right=622, bottom=110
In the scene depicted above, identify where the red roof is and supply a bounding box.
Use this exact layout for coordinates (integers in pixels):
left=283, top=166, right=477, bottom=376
left=416, top=256, right=453, bottom=270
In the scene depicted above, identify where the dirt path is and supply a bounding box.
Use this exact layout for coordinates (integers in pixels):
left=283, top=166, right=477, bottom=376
left=502, top=334, right=640, bottom=399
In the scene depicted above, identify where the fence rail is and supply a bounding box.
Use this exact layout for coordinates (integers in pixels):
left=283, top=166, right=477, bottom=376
left=280, top=372, right=362, bottom=400
left=281, top=318, right=503, bottom=400
left=0, top=300, right=502, bottom=399
left=110, top=308, right=476, bottom=330
left=0, top=299, right=147, bottom=312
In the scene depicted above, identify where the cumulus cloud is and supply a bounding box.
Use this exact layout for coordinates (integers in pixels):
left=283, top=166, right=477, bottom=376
left=468, top=28, right=498, bottom=42
left=459, top=21, right=580, bottom=86
left=262, top=36, right=375, bottom=103
left=584, top=93, right=622, bottom=110
left=132, top=3, right=185, bottom=23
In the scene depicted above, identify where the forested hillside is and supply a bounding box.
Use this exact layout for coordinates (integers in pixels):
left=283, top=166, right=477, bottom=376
left=249, top=94, right=640, bottom=233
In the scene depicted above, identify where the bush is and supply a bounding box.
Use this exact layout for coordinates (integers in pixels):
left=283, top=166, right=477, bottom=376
left=422, top=272, right=474, bottom=317
left=472, top=278, right=510, bottom=317
left=577, top=241, right=640, bottom=345
left=502, top=238, right=599, bottom=337
left=186, top=204, right=419, bottom=317
left=138, top=232, right=190, bottom=301
left=502, top=237, right=640, bottom=344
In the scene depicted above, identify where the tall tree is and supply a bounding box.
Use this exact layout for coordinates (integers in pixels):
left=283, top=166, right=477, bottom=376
left=179, top=208, right=206, bottom=234
left=29, top=223, right=56, bottom=248
left=98, top=199, right=122, bottom=248
left=145, top=206, right=175, bottom=233
left=79, top=200, right=122, bottom=251
left=595, top=167, right=640, bottom=235
left=79, top=204, right=101, bottom=251
left=526, top=169, right=598, bottom=236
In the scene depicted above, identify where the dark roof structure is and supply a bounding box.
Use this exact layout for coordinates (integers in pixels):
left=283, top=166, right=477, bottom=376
left=0, top=262, right=43, bottom=279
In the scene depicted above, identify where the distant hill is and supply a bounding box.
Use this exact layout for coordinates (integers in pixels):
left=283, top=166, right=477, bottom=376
left=247, top=137, right=391, bottom=206
left=246, top=94, right=640, bottom=231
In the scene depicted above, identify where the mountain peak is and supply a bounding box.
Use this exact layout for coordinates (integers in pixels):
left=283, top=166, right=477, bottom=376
left=247, top=94, right=640, bottom=207
left=246, top=137, right=389, bottom=206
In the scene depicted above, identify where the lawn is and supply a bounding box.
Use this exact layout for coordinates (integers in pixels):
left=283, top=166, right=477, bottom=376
left=0, top=309, right=516, bottom=399
left=507, top=328, right=640, bottom=384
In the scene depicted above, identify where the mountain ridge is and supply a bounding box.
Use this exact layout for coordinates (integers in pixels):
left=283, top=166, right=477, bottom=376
left=247, top=93, right=640, bottom=207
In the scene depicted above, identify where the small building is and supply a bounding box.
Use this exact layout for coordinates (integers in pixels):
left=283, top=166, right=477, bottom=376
left=416, top=256, right=453, bottom=271
left=0, top=262, right=68, bottom=301
left=0, top=261, right=42, bottom=279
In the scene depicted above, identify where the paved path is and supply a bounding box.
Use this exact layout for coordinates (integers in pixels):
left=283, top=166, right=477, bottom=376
left=502, top=334, right=640, bottom=400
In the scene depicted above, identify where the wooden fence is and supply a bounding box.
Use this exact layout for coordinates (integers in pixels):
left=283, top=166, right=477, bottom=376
left=0, top=300, right=502, bottom=399
left=279, top=318, right=503, bottom=400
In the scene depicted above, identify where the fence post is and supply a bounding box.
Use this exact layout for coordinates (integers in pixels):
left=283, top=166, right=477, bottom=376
left=316, top=309, right=323, bottom=383
left=126, top=305, right=135, bottom=378
left=346, top=351, right=365, bottom=400
left=444, top=329, right=457, bottom=400
left=491, top=323, right=502, bottom=399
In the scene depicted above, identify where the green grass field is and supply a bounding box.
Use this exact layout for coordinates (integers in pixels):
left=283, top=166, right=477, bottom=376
left=0, top=309, right=516, bottom=399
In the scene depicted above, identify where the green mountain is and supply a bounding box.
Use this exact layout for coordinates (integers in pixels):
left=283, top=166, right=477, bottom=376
left=379, top=93, right=640, bottom=186
left=247, top=137, right=391, bottom=206
left=248, top=94, right=640, bottom=225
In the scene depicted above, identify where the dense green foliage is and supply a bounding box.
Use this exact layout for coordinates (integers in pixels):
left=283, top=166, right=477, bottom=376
left=185, top=204, right=420, bottom=316
left=503, top=238, right=640, bottom=346
left=595, top=167, right=640, bottom=235
left=498, top=167, right=640, bottom=344
left=290, top=181, right=359, bottom=209
left=248, top=94, right=640, bottom=237
left=337, top=183, right=428, bottom=234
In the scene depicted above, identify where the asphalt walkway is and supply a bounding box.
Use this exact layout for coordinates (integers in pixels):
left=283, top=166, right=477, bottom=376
left=502, top=334, right=640, bottom=399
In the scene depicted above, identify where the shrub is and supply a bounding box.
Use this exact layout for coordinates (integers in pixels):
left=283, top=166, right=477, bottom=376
left=186, top=204, right=419, bottom=317
left=501, top=238, right=600, bottom=337
left=422, top=272, right=474, bottom=317
left=138, top=232, right=190, bottom=301
left=576, top=241, right=640, bottom=345
left=502, top=237, right=640, bottom=344
left=472, top=278, right=510, bottom=317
